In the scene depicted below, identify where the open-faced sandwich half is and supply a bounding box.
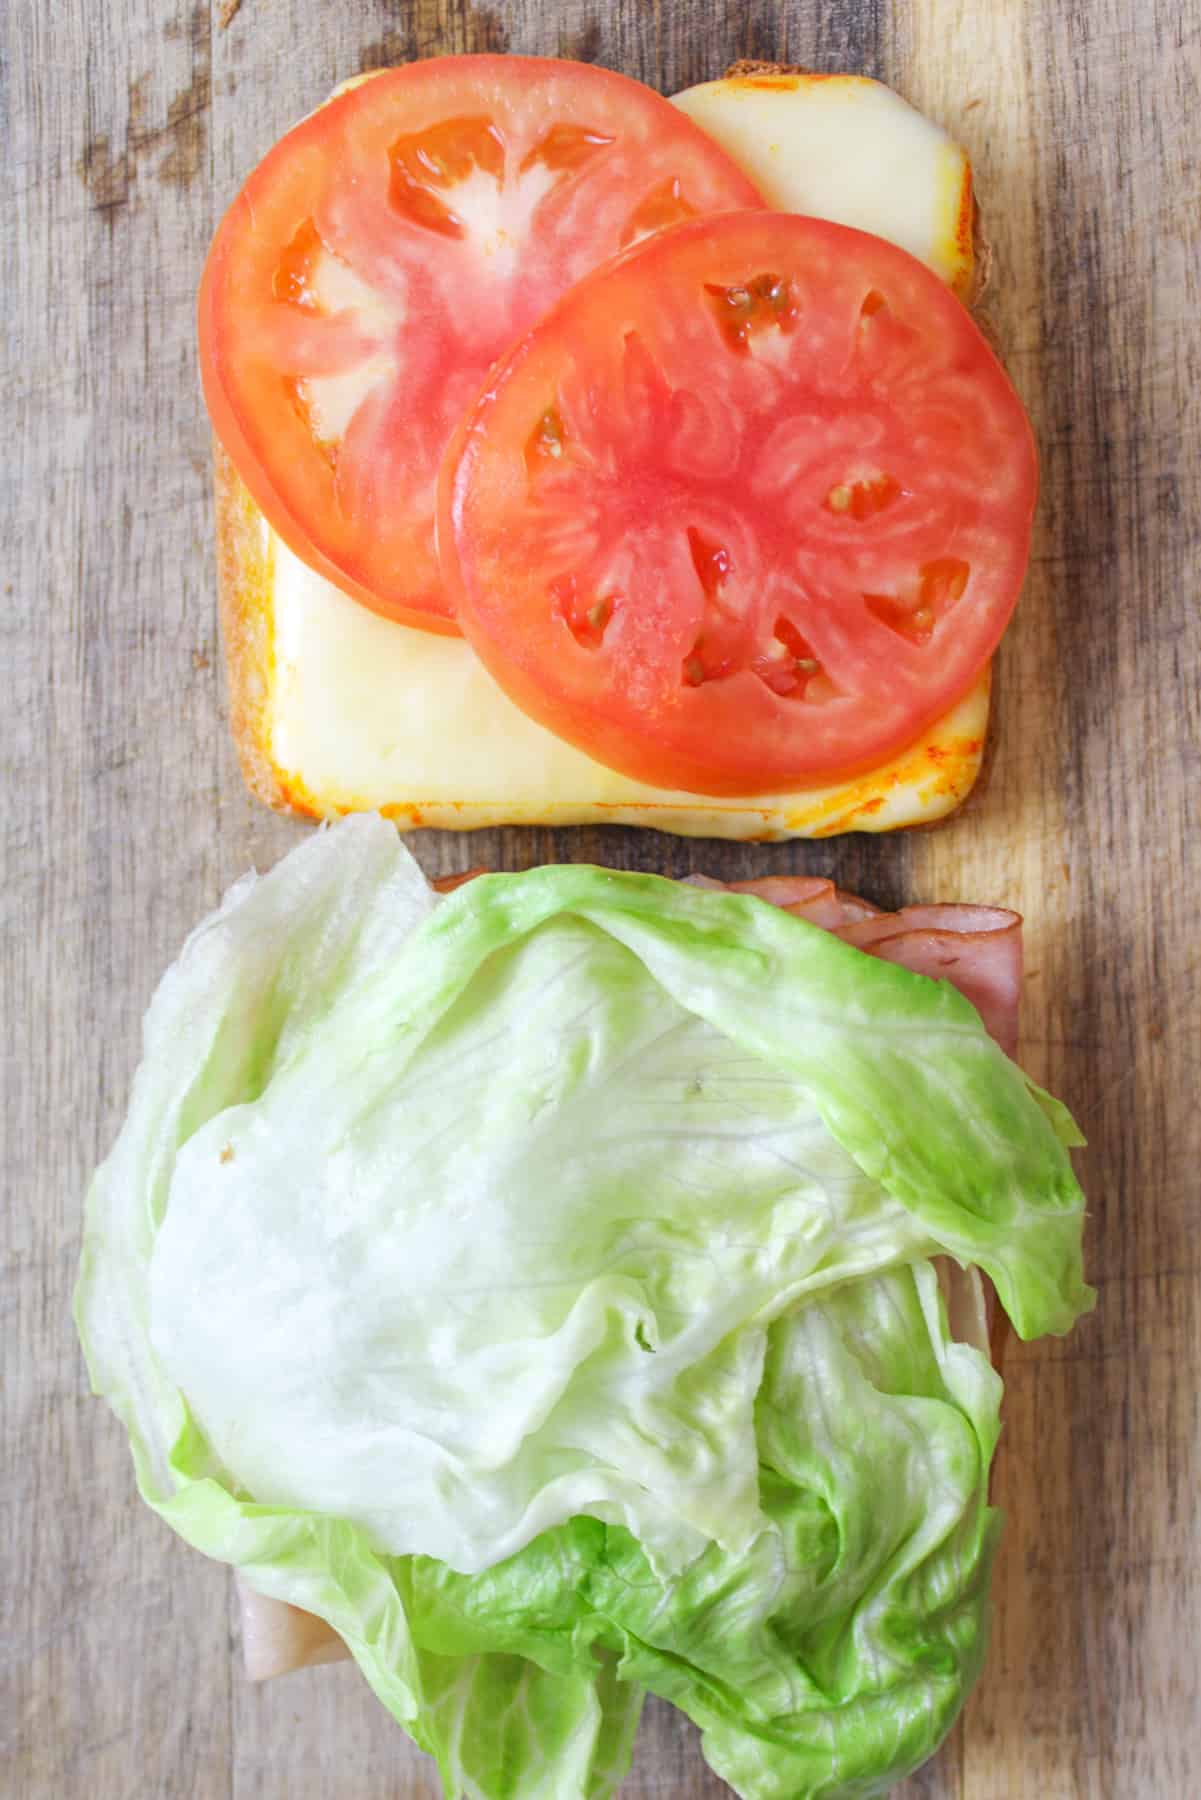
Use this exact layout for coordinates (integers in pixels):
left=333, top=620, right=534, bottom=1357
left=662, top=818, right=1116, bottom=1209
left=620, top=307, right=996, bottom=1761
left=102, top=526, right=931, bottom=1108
left=76, top=818, right=1092, bottom=1800
left=205, top=59, right=1032, bottom=838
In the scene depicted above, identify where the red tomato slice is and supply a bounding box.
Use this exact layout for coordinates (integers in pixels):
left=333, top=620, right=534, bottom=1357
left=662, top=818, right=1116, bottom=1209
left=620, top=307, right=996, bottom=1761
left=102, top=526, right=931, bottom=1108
left=440, top=212, right=1038, bottom=789
left=198, top=57, right=764, bottom=632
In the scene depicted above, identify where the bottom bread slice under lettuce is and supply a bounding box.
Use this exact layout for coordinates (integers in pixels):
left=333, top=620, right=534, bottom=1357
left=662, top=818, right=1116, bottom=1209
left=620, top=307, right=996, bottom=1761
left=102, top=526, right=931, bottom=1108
left=75, top=815, right=1093, bottom=1800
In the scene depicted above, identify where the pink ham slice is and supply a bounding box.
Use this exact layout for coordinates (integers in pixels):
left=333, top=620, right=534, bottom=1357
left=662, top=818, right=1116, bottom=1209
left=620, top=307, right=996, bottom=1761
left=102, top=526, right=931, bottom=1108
left=726, top=880, right=1022, bottom=1058
left=934, top=1258, right=994, bottom=1357
left=833, top=905, right=1022, bottom=1059
left=236, top=1576, right=349, bottom=1680
left=727, top=875, right=881, bottom=930
left=241, top=868, right=1021, bottom=1681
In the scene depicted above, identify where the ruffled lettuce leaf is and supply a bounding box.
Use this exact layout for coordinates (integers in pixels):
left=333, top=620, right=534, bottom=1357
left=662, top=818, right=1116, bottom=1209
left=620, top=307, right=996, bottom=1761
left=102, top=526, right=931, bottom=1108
left=76, top=816, right=1092, bottom=1799
left=399, top=1261, right=1001, bottom=1798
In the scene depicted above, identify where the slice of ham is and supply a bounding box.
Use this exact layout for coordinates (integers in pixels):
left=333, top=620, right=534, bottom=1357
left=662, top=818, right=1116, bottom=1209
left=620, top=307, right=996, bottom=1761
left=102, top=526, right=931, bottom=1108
left=721, top=878, right=1021, bottom=1057
left=240, top=865, right=1021, bottom=1683
left=832, top=905, right=1022, bottom=1059
left=727, top=874, right=882, bottom=930
left=431, top=867, right=492, bottom=894
left=934, top=1257, right=992, bottom=1357
left=236, top=1576, right=349, bottom=1680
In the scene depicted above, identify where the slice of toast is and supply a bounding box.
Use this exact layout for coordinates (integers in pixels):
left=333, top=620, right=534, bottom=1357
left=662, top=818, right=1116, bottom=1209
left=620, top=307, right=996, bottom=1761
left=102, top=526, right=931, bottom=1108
left=216, top=70, right=994, bottom=837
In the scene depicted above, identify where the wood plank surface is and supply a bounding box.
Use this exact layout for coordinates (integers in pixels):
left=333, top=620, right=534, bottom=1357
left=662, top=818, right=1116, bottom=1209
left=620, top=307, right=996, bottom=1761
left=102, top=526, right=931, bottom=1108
left=3, top=0, right=1197, bottom=1795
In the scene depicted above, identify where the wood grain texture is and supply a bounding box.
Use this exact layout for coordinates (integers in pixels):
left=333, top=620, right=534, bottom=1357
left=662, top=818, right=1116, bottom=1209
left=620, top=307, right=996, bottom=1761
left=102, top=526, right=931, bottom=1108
left=3, top=0, right=1197, bottom=1795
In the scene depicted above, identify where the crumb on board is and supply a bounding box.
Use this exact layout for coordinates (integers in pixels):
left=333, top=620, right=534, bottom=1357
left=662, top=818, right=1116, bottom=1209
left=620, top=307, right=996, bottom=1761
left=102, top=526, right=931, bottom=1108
left=218, top=0, right=242, bottom=28
left=724, top=59, right=811, bottom=77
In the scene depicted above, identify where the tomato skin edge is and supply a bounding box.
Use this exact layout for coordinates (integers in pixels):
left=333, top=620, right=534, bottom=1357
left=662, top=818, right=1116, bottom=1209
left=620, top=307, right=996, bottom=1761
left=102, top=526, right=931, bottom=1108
left=198, top=216, right=464, bottom=636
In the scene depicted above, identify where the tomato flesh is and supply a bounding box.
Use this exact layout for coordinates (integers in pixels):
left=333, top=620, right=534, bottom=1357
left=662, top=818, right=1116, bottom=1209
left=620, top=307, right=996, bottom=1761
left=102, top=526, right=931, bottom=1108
left=198, top=57, right=764, bottom=630
left=441, top=212, right=1038, bottom=791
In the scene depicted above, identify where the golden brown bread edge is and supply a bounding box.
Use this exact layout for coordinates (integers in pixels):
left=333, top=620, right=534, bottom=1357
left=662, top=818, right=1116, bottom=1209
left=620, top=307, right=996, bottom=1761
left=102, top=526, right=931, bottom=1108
left=213, top=64, right=998, bottom=821
left=214, top=438, right=283, bottom=812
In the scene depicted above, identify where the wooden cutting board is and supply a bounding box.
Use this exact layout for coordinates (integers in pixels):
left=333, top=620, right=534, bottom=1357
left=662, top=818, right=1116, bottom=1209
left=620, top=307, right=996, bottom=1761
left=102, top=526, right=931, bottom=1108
left=5, top=0, right=1197, bottom=1794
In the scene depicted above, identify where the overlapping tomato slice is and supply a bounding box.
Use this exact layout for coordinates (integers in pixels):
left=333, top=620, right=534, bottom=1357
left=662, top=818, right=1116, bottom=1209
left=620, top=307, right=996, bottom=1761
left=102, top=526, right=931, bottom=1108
left=440, top=212, right=1038, bottom=793
left=198, top=57, right=764, bottom=631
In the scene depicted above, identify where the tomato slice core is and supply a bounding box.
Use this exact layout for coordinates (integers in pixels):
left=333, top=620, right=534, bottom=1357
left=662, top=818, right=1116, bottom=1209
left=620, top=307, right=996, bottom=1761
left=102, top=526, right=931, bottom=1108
left=198, top=57, right=764, bottom=630
left=441, top=212, right=1038, bottom=792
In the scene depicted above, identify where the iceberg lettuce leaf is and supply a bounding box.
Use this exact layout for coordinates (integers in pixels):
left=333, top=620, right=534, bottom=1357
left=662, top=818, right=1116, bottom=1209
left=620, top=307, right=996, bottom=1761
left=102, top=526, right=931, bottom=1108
left=75, top=816, right=1092, bottom=1800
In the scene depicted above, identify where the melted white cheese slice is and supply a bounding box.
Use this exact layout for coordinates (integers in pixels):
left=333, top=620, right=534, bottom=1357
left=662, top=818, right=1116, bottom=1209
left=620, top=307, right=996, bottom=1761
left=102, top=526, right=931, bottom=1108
left=254, top=73, right=985, bottom=838
left=671, top=71, right=974, bottom=294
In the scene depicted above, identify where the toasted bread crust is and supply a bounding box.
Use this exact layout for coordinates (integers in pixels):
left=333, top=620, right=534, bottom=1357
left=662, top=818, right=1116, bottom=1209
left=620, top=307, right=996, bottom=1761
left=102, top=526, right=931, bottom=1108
left=723, top=59, right=813, bottom=78
left=214, top=442, right=288, bottom=811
